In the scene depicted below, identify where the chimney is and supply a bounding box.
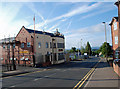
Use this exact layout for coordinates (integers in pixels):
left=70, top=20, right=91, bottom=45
left=115, top=0, right=120, bottom=26
left=115, top=0, right=120, bottom=47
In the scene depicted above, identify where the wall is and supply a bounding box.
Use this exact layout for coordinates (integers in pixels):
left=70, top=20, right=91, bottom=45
left=113, top=63, right=120, bottom=76
left=34, top=33, right=52, bottom=64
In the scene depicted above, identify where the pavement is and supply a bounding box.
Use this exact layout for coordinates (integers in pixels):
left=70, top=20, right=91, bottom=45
left=84, top=58, right=120, bottom=89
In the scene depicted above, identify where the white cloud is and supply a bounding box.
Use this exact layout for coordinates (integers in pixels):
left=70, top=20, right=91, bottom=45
left=1, top=0, right=117, bottom=2
left=80, top=4, right=115, bottom=20
left=65, top=23, right=112, bottom=49
left=27, top=3, right=45, bottom=22
left=27, top=2, right=102, bottom=33
left=45, top=2, right=101, bottom=24
left=0, top=3, right=29, bottom=39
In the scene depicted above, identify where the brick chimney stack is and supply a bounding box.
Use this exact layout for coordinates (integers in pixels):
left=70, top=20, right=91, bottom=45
left=115, top=1, right=120, bottom=47
left=115, top=0, right=120, bottom=25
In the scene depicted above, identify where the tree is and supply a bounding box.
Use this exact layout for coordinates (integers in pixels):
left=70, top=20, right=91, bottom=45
left=80, top=46, right=85, bottom=55
left=69, top=47, right=76, bottom=53
left=85, top=42, right=92, bottom=56
left=99, top=42, right=112, bottom=57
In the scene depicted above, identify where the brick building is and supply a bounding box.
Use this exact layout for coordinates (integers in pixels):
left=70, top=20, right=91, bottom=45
left=0, top=26, right=65, bottom=67
left=110, top=1, right=120, bottom=60
left=109, top=1, right=120, bottom=76
left=110, top=17, right=119, bottom=59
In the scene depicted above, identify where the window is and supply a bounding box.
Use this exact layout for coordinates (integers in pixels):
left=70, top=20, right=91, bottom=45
left=13, top=44, right=15, bottom=49
left=38, top=42, right=41, bottom=48
left=21, top=43, right=24, bottom=48
left=58, top=53, right=64, bottom=60
left=115, top=51, right=119, bottom=59
left=27, top=42, right=31, bottom=47
left=114, top=22, right=117, bottom=30
left=7, top=44, right=10, bottom=49
left=46, top=42, right=49, bottom=48
left=2, top=45, right=5, bottom=49
left=115, top=36, right=118, bottom=44
left=57, top=43, right=64, bottom=48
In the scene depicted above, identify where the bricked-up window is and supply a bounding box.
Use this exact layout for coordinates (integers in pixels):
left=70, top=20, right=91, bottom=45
left=38, top=42, right=41, bottom=48
left=21, top=43, right=24, bottom=48
left=46, top=42, right=49, bottom=48
left=115, top=36, right=118, bottom=44
left=50, top=42, right=52, bottom=48
left=57, top=43, right=64, bottom=48
left=53, top=43, right=56, bottom=48
left=114, top=22, right=117, bottom=30
left=27, top=42, right=31, bottom=47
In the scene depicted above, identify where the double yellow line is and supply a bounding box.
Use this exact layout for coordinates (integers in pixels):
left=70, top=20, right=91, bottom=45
left=73, top=60, right=101, bottom=89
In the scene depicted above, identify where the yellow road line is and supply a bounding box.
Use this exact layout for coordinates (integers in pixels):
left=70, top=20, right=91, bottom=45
left=73, top=68, right=94, bottom=89
left=77, top=68, right=95, bottom=89
left=73, top=59, right=101, bottom=89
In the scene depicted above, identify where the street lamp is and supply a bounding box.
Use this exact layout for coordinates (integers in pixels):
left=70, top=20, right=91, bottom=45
left=102, top=22, right=108, bottom=61
left=102, top=22, right=107, bottom=42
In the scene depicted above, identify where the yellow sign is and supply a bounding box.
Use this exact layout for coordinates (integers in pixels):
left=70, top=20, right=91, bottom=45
left=19, top=51, right=29, bottom=54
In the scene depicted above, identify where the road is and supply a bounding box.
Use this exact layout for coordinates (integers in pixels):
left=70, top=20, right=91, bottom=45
left=2, top=57, right=100, bottom=88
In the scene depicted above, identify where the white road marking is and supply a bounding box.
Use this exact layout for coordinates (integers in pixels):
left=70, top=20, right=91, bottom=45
left=10, top=85, right=15, bottom=87
left=44, top=73, right=56, bottom=77
left=55, top=69, right=60, bottom=71
left=63, top=70, right=66, bottom=72
left=33, top=78, right=42, bottom=81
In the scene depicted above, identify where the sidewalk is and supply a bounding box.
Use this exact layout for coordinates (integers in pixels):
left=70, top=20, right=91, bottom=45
left=1, top=65, right=50, bottom=78
left=84, top=58, right=120, bottom=89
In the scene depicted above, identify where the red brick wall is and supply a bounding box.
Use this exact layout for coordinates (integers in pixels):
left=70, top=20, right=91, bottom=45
left=1, top=27, right=34, bottom=66
left=111, top=20, right=119, bottom=51
left=113, top=63, right=120, bottom=76
left=15, top=27, right=34, bottom=66
left=118, top=3, right=120, bottom=47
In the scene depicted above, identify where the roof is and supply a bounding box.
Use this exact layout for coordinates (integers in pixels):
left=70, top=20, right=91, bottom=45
left=24, top=26, right=64, bottom=39
left=0, top=37, right=15, bottom=44
left=115, top=1, right=120, bottom=6
left=109, top=17, right=118, bottom=25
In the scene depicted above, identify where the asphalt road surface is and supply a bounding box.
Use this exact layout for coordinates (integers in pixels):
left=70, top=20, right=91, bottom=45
left=2, top=57, right=100, bottom=89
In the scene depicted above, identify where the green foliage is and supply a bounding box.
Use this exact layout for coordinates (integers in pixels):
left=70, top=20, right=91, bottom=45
left=80, top=46, right=85, bottom=55
left=92, top=50, right=100, bottom=56
left=69, top=47, right=76, bottom=53
left=85, top=42, right=92, bottom=56
left=99, top=42, right=112, bottom=57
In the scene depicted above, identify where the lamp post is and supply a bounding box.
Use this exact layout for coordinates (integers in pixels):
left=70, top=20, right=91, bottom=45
left=102, top=22, right=107, bottom=42
left=102, top=22, right=108, bottom=61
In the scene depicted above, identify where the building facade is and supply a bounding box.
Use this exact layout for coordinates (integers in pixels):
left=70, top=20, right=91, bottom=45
left=109, top=1, right=120, bottom=76
left=0, top=26, right=65, bottom=67
left=110, top=17, right=119, bottom=59
left=110, top=1, right=120, bottom=60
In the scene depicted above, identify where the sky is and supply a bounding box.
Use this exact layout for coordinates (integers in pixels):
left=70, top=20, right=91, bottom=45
left=0, top=0, right=118, bottom=49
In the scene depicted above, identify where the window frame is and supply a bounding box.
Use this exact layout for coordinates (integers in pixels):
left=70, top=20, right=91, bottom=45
left=27, top=42, right=31, bottom=47
left=38, top=42, right=41, bottom=48
left=46, top=42, right=49, bottom=48
left=115, top=36, right=118, bottom=44
left=21, top=43, right=24, bottom=48
left=114, top=22, right=117, bottom=30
